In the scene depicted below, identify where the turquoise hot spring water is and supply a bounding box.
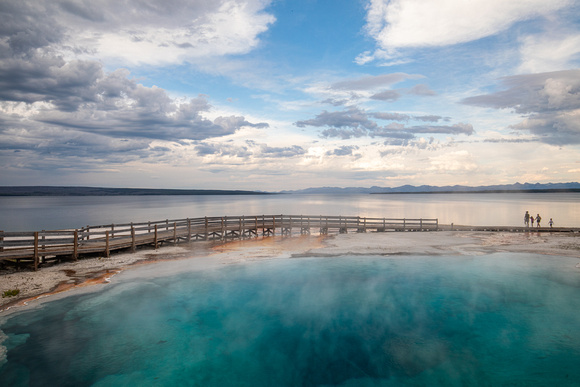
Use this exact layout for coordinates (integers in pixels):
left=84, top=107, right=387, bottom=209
left=1, top=253, right=580, bottom=386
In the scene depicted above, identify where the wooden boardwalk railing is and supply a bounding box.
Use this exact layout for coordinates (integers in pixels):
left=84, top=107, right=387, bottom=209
left=0, top=215, right=437, bottom=269
left=1, top=215, right=577, bottom=271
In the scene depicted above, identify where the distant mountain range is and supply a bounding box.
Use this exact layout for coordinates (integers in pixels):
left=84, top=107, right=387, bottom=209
left=0, top=182, right=579, bottom=196
left=0, top=186, right=271, bottom=196
left=279, top=182, right=580, bottom=194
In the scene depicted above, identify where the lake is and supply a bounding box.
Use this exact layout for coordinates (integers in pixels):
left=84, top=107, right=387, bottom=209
left=0, top=192, right=578, bottom=231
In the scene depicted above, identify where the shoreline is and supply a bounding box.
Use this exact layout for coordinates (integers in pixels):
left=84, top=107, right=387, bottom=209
left=1, top=231, right=579, bottom=315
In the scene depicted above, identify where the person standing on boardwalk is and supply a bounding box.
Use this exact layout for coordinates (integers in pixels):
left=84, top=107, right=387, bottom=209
left=536, top=214, right=541, bottom=227
left=524, top=211, right=530, bottom=226
left=549, top=218, right=554, bottom=228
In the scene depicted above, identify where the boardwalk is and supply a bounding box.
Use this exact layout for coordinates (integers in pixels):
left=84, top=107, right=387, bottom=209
left=0, top=215, right=577, bottom=270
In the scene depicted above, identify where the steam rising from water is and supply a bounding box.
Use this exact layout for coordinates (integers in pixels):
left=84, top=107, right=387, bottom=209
left=1, top=253, right=580, bottom=386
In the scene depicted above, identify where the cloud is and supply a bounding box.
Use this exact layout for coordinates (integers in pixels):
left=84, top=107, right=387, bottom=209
left=370, top=90, right=401, bottom=102
left=194, top=141, right=306, bottom=160
left=364, top=0, right=571, bottom=50
left=326, top=145, right=359, bottom=156
left=260, top=145, right=306, bottom=158
left=330, top=73, right=423, bottom=91
left=428, top=150, right=478, bottom=172
left=408, top=123, right=474, bottom=136
left=462, top=69, right=580, bottom=144
left=518, top=32, right=580, bottom=73
left=296, top=107, right=475, bottom=141
left=295, top=107, right=378, bottom=130
left=408, top=84, right=437, bottom=96
left=1, top=0, right=275, bottom=67
left=371, top=112, right=411, bottom=121
left=194, top=142, right=251, bottom=158
left=414, top=115, right=445, bottom=122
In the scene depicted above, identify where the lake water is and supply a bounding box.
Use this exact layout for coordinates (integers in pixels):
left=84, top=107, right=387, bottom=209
left=1, top=253, right=580, bottom=386
left=0, top=192, right=579, bottom=231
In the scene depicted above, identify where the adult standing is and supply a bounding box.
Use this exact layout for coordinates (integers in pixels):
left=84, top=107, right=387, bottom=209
left=524, top=211, right=530, bottom=226
left=536, top=214, right=541, bottom=227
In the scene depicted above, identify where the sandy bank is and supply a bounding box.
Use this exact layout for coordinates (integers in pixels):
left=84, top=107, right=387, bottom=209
left=1, top=231, right=579, bottom=312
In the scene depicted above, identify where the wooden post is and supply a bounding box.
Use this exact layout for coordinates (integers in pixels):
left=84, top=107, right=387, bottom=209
left=403, top=218, right=406, bottom=231
left=86, top=226, right=90, bottom=240
left=154, top=225, right=158, bottom=249
left=111, top=224, right=115, bottom=238
left=204, top=217, right=209, bottom=240
left=165, top=219, right=169, bottom=231
left=33, top=232, right=39, bottom=271
left=0, top=230, right=3, bottom=252
left=420, top=218, right=423, bottom=231
left=105, top=231, right=110, bottom=258
left=272, top=216, right=276, bottom=236
left=436, top=219, right=438, bottom=231
left=221, top=217, right=225, bottom=239
left=187, top=218, right=192, bottom=241
left=173, top=222, right=177, bottom=245
left=41, top=232, right=46, bottom=259
left=73, top=230, right=78, bottom=260
left=131, top=226, right=136, bottom=252
left=148, top=221, right=151, bottom=233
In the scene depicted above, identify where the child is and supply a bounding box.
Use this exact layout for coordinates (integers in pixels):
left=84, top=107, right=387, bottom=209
left=549, top=218, right=554, bottom=228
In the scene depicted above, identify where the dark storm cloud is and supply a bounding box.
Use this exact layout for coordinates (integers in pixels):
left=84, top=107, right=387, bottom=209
left=296, top=107, right=475, bottom=142
left=461, top=69, right=580, bottom=145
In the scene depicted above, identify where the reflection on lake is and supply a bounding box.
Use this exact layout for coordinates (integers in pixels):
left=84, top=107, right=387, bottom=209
left=0, top=192, right=578, bottom=231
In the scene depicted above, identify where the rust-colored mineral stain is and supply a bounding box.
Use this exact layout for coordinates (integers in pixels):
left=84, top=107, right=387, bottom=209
left=0, top=269, right=122, bottom=313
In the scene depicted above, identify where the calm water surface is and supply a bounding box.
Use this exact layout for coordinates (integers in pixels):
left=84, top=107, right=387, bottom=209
left=1, top=253, right=579, bottom=386
left=0, top=193, right=579, bottom=231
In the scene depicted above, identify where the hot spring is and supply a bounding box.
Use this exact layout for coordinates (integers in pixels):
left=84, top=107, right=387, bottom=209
left=1, top=253, right=580, bottom=386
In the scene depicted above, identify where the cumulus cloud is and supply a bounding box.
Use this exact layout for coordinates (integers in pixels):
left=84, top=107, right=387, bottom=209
left=1, top=0, right=275, bottom=67
left=0, top=0, right=272, bottom=163
left=462, top=69, right=580, bottom=144
left=364, top=0, right=570, bottom=50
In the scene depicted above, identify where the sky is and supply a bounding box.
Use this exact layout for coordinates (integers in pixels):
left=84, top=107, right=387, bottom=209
left=1, top=0, right=579, bottom=191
